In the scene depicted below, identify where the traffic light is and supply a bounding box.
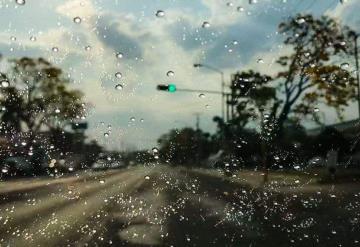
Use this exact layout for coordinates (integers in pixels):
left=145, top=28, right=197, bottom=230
left=157, top=84, right=177, bottom=93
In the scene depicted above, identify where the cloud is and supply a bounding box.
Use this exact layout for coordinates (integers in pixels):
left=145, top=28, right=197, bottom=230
left=95, top=14, right=143, bottom=59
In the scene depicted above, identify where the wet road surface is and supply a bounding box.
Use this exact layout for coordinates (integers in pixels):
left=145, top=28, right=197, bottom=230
left=0, top=166, right=359, bottom=246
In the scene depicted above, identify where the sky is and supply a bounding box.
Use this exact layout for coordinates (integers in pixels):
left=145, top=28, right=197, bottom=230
left=0, top=0, right=359, bottom=151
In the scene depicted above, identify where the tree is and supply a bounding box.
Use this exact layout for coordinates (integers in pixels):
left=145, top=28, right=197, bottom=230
left=0, top=57, right=85, bottom=139
left=274, top=14, right=357, bottom=137
left=158, top=128, right=213, bottom=165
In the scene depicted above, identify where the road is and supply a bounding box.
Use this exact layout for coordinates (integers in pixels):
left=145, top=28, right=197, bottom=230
left=0, top=165, right=359, bottom=247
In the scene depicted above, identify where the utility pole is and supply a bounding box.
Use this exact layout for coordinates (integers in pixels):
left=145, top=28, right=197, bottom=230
left=193, top=63, right=226, bottom=121
left=194, top=113, right=201, bottom=131
left=353, top=32, right=360, bottom=119
left=194, top=113, right=202, bottom=165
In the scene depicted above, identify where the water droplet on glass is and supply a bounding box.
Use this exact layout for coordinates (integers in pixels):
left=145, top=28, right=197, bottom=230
left=297, top=18, right=306, bottom=24
left=104, top=132, right=109, bottom=138
left=199, top=93, right=205, bottom=98
left=16, top=0, right=25, bottom=5
left=340, top=0, right=348, bottom=4
left=237, top=6, right=244, bottom=12
left=10, top=36, right=16, bottom=41
left=1, top=167, right=8, bottom=173
left=226, top=2, right=234, bottom=7
left=140, top=118, right=144, bottom=123
left=130, top=117, right=136, bottom=122
left=99, top=179, right=105, bottom=184
left=30, top=36, right=36, bottom=42
left=152, top=147, right=159, bottom=153
left=55, top=108, right=60, bottom=114
left=232, top=40, right=239, bottom=45
left=73, top=16, right=82, bottom=24
left=166, top=70, right=175, bottom=77
left=340, top=62, right=349, bottom=70
left=52, top=47, right=59, bottom=52
left=1, top=80, right=10, bottom=88
left=202, top=21, right=211, bottom=28
left=115, top=72, right=122, bottom=78
left=313, top=107, right=319, bottom=113
left=85, top=45, right=91, bottom=51
left=257, top=58, right=264, bottom=64
left=116, top=52, right=123, bottom=59
left=249, top=0, right=258, bottom=4
left=115, top=84, right=123, bottom=90
left=156, top=10, right=165, bottom=17
left=144, top=175, right=150, bottom=180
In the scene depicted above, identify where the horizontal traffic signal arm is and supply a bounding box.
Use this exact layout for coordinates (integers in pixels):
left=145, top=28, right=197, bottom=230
left=157, top=84, right=235, bottom=96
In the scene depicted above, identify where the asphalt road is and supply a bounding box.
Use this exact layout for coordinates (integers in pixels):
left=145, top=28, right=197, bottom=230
left=0, top=166, right=359, bottom=247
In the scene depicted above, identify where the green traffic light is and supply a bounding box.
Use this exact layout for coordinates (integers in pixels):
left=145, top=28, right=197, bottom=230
left=168, top=84, right=177, bottom=93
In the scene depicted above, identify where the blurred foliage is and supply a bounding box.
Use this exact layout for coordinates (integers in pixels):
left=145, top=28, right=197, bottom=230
left=274, top=14, right=357, bottom=136
left=158, top=128, right=214, bottom=166
left=0, top=57, right=85, bottom=136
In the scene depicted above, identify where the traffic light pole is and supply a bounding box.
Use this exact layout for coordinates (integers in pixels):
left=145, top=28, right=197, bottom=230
left=354, top=33, right=360, bottom=119
left=157, top=85, right=233, bottom=121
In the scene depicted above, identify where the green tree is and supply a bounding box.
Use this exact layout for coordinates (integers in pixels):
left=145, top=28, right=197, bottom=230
left=274, top=14, right=356, bottom=136
left=158, top=128, right=213, bottom=165
left=0, top=57, right=85, bottom=138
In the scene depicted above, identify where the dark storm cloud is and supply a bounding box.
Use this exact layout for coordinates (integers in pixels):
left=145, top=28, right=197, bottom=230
left=96, top=15, right=143, bottom=59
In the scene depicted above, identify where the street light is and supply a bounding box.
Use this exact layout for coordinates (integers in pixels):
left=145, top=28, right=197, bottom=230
left=193, top=63, right=225, bottom=121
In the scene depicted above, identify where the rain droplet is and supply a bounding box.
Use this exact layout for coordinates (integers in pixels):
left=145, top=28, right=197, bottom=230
left=166, top=71, right=175, bottom=77
left=55, top=108, right=60, bottom=114
left=52, top=47, right=59, bottom=52
left=144, top=175, right=150, bottom=180
left=85, top=45, right=91, bottom=51
left=99, top=179, right=105, bottom=184
left=313, top=107, right=319, bottom=113
left=1, top=167, right=8, bottom=173
left=73, top=16, right=82, bottom=24
left=116, top=52, right=123, bottom=59
left=257, top=58, right=264, bottom=64
left=202, top=21, right=211, bottom=28
left=140, top=118, right=144, bottom=123
left=297, top=18, right=306, bottom=24
left=15, top=0, right=25, bottom=5
left=199, top=93, right=205, bottom=98
left=226, top=2, right=234, bottom=7
left=340, top=0, right=348, bottom=4
left=232, top=40, right=239, bottom=45
left=115, top=72, right=122, bottom=78
left=30, top=36, right=36, bottom=42
left=152, top=147, right=159, bottom=153
left=340, top=62, right=350, bottom=70
left=130, top=117, right=136, bottom=122
left=10, top=36, right=16, bottom=41
left=249, top=0, right=258, bottom=4
left=104, top=132, right=109, bottom=138
left=1, top=80, right=10, bottom=88
left=115, top=84, right=123, bottom=90
left=156, top=10, right=165, bottom=17
left=237, top=6, right=244, bottom=12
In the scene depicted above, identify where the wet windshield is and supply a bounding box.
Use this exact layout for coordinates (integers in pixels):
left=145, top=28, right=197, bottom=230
left=0, top=0, right=360, bottom=246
